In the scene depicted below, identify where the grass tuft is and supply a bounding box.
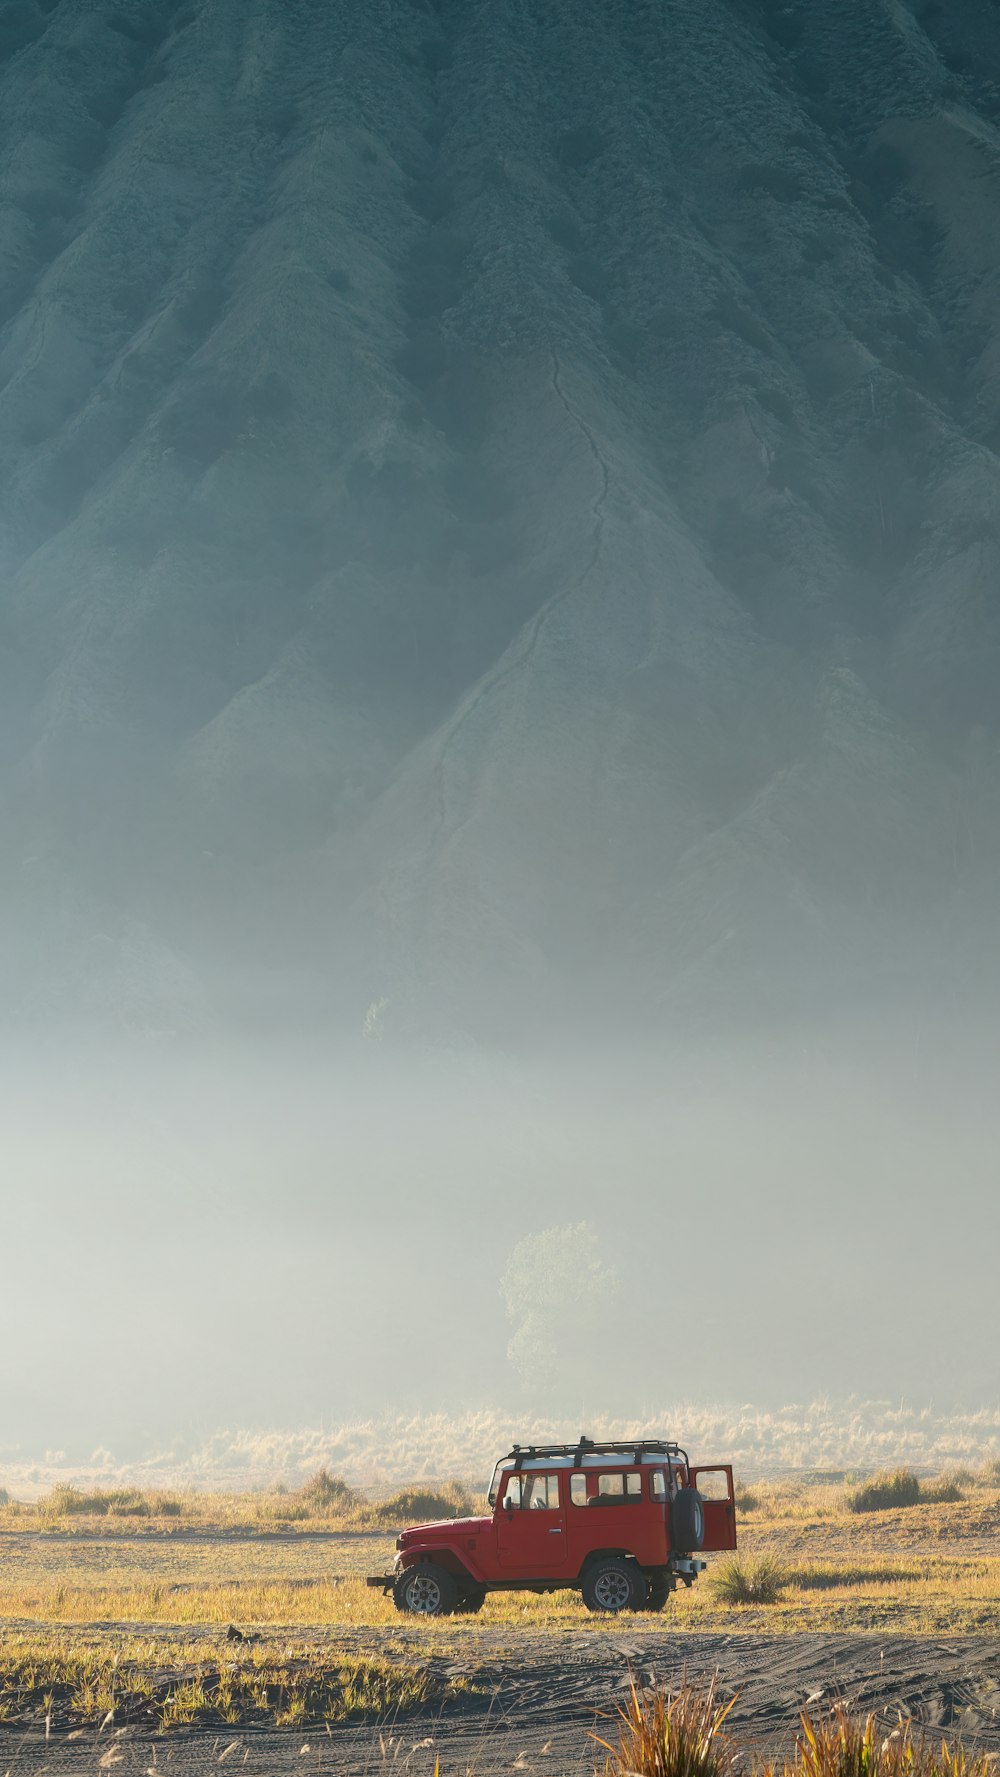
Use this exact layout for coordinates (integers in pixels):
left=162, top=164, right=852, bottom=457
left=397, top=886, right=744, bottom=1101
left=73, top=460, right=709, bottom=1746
left=598, top=1675, right=737, bottom=1777
left=604, top=1688, right=999, bottom=1777
left=786, top=1697, right=995, bottom=1777
left=708, top=1550, right=785, bottom=1606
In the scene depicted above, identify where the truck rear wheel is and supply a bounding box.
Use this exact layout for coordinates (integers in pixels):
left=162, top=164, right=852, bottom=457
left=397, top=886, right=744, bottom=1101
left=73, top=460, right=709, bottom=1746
left=454, top=1586, right=486, bottom=1614
left=581, top=1557, right=646, bottom=1614
left=393, top=1563, right=459, bottom=1616
left=642, top=1575, right=671, bottom=1611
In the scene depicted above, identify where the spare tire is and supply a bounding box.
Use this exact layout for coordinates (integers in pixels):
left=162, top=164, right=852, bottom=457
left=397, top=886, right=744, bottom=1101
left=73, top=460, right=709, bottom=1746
left=671, top=1488, right=705, bottom=1552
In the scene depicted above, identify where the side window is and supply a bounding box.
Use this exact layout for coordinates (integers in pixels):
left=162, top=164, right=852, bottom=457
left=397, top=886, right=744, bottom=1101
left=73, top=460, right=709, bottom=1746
left=626, top=1471, right=642, bottom=1497
left=570, top=1473, right=588, bottom=1507
left=505, top=1473, right=560, bottom=1509
left=650, top=1469, right=667, bottom=1501
left=525, top=1474, right=560, bottom=1509
left=592, top=1472, right=642, bottom=1503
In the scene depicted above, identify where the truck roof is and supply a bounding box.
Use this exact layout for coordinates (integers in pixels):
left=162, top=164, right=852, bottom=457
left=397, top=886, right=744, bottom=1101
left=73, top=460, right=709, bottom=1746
left=498, top=1437, right=689, bottom=1470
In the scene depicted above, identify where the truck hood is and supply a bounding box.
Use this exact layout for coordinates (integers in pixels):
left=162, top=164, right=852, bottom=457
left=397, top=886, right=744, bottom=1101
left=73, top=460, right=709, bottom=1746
left=397, top=1515, right=490, bottom=1544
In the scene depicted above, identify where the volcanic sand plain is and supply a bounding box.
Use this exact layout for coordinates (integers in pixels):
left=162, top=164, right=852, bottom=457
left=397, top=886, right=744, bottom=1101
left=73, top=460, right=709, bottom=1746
left=1, top=1474, right=999, bottom=1772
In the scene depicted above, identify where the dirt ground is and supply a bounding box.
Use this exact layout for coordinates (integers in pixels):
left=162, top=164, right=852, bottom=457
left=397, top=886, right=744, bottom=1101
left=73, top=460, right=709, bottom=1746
left=4, top=1633, right=1000, bottom=1776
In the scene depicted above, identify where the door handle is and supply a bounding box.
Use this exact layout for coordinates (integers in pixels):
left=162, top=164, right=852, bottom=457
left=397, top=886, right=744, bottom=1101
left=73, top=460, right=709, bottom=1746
left=548, top=1527, right=563, bottom=1533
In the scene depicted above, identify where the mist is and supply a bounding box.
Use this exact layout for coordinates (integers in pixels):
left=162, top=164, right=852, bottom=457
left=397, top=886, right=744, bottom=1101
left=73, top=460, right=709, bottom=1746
left=2, top=1013, right=996, bottom=1461
left=2, top=0, right=1000, bottom=1476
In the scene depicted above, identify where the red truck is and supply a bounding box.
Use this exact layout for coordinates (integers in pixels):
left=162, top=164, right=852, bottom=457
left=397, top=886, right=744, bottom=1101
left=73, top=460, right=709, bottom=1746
left=368, top=1435, right=737, bottom=1615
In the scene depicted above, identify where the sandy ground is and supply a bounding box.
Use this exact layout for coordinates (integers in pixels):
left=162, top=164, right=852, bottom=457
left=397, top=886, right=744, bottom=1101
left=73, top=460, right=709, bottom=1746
left=3, top=1633, right=999, bottom=1776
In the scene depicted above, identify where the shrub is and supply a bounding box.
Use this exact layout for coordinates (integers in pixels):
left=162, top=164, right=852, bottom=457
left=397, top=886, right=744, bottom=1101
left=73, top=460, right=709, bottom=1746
left=922, top=1474, right=963, bottom=1505
left=0, top=1489, right=9, bottom=1507
left=299, top=1469, right=355, bottom=1511
left=369, top=1481, right=474, bottom=1525
left=38, top=1486, right=182, bottom=1519
left=846, top=1469, right=921, bottom=1513
left=708, top=1550, right=785, bottom=1605
left=733, top=1479, right=760, bottom=1513
left=597, top=1676, right=736, bottom=1777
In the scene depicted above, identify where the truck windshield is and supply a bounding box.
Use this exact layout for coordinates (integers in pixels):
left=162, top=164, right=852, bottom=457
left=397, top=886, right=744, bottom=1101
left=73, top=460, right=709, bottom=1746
left=488, top=1461, right=513, bottom=1506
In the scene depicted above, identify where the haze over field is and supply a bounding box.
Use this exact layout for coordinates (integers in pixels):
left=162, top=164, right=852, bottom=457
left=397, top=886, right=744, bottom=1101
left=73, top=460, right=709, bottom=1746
left=1, top=0, right=998, bottom=1455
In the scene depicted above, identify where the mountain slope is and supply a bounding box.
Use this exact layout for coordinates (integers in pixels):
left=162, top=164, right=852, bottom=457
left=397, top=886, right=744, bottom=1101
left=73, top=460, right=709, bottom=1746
left=2, top=0, right=999, bottom=1038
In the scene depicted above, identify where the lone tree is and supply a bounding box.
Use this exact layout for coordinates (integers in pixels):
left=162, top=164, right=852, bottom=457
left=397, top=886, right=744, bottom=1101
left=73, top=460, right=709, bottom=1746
left=500, top=1221, right=619, bottom=1393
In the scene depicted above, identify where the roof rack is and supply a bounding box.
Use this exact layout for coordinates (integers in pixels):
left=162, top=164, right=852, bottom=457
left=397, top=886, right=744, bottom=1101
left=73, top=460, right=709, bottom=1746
left=506, top=1436, right=689, bottom=1469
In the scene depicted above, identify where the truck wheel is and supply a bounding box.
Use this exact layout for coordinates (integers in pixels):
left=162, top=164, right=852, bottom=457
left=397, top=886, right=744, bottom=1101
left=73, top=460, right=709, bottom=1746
left=393, top=1563, right=458, bottom=1616
left=642, top=1575, right=671, bottom=1611
left=671, top=1489, right=705, bottom=1552
left=581, top=1558, right=646, bottom=1614
left=454, top=1586, right=486, bottom=1614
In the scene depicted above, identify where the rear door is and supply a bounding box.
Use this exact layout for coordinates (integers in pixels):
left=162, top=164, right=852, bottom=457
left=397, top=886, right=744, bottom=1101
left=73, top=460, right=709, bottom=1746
left=565, top=1468, right=663, bottom=1573
left=690, top=1465, right=737, bottom=1550
left=496, top=1471, right=568, bottom=1576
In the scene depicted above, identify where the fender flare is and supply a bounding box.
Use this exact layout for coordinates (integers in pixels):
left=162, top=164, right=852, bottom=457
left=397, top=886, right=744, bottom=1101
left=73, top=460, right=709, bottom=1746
left=397, top=1543, right=487, bottom=1585
left=576, top=1546, right=636, bottom=1579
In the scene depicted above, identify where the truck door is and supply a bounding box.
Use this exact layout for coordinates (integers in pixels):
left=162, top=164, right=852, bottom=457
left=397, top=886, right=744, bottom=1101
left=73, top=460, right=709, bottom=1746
left=496, top=1471, right=567, bottom=1576
left=565, top=1468, right=662, bottom=1573
left=690, top=1466, right=737, bottom=1550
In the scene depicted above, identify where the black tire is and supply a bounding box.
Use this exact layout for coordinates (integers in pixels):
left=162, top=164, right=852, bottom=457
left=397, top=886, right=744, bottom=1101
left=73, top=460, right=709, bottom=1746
left=454, top=1587, right=486, bottom=1615
left=392, top=1563, right=459, bottom=1616
left=581, top=1557, right=647, bottom=1614
left=642, top=1575, right=671, bottom=1612
left=671, top=1489, right=705, bottom=1553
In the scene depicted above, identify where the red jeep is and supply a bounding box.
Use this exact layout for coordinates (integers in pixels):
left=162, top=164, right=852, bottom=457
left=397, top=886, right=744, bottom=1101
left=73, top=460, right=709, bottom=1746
left=368, top=1436, right=736, bottom=1615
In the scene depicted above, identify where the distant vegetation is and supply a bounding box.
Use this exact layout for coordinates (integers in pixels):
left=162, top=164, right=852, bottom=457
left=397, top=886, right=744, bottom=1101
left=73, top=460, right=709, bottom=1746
left=0, top=1461, right=995, bottom=1532
left=5, top=1401, right=994, bottom=1497
left=846, top=1468, right=963, bottom=1513
left=40, top=1486, right=183, bottom=1519
left=298, top=1468, right=355, bottom=1510
left=5, top=1469, right=475, bottom=1532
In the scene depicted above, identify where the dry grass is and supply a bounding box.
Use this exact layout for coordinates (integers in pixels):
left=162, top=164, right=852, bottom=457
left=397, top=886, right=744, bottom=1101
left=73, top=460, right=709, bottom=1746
left=598, top=1675, right=737, bottom=1777
left=0, top=1629, right=470, bottom=1729
left=2, top=1548, right=1000, bottom=1637
left=39, top=1485, right=184, bottom=1520
left=707, top=1549, right=786, bottom=1605
left=778, top=1697, right=994, bottom=1777
left=1, top=1463, right=998, bottom=1638
left=601, top=1683, right=997, bottom=1777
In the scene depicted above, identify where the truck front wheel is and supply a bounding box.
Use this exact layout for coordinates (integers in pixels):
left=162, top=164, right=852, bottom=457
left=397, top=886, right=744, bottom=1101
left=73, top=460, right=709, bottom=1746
left=393, top=1563, right=459, bottom=1616
left=581, top=1558, right=647, bottom=1613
